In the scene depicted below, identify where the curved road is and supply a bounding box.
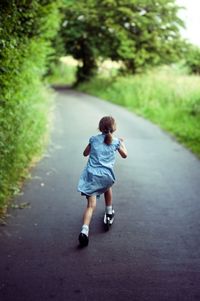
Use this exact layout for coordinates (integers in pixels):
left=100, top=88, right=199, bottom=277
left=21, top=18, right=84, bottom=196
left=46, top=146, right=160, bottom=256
left=0, top=89, right=200, bottom=301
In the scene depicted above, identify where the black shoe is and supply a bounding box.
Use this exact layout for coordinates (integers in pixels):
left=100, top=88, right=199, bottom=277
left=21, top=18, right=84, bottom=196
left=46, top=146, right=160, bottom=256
left=79, top=233, right=89, bottom=247
left=104, top=209, right=115, bottom=225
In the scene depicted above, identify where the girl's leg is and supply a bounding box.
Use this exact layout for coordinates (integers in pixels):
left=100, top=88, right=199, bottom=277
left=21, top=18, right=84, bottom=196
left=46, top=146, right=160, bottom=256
left=79, top=195, right=96, bottom=246
left=104, top=187, right=114, bottom=217
left=104, top=187, right=112, bottom=207
left=82, top=195, right=97, bottom=226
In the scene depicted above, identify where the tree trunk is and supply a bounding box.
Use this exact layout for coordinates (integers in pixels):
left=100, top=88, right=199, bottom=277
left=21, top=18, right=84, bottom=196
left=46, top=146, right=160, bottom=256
left=75, top=39, right=97, bottom=85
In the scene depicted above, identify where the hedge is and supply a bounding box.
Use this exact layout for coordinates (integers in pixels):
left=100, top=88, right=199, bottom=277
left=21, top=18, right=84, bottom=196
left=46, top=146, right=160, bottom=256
left=0, top=1, right=62, bottom=211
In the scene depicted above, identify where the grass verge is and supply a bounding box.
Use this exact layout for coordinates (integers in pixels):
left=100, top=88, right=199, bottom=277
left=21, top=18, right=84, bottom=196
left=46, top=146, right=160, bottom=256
left=0, top=85, right=54, bottom=215
left=78, top=66, right=200, bottom=157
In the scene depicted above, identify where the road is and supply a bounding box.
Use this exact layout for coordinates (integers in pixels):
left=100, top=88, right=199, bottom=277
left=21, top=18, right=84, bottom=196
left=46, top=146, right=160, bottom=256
left=0, top=89, right=200, bottom=301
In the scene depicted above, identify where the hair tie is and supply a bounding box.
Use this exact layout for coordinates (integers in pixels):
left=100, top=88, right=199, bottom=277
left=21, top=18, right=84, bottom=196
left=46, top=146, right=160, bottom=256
left=105, top=129, right=111, bottom=134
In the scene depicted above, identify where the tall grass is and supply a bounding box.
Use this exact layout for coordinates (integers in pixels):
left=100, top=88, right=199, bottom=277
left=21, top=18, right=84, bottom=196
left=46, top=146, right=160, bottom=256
left=0, top=40, right=55, bottom=213
left=0, top=80, right=53, bottom=213
left=78, top=66, right=200, bottom=157
left=47, top=61, right=76, bottom=86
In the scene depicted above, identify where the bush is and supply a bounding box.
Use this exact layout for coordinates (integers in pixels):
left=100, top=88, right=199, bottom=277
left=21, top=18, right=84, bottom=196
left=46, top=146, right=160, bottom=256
left=0, top=1, right=62, bottom=211
left=183, top=44, right=200, bottom=75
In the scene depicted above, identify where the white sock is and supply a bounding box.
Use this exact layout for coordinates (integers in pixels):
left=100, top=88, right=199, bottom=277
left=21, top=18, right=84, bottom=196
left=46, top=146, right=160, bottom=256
left=81, top=224, right=89, bottom=236
left=106, top=206, right=113, bottom=215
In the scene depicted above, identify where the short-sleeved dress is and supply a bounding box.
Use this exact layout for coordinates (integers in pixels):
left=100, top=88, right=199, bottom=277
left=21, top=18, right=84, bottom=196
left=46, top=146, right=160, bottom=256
left=77, top=134, right=120, bottom=197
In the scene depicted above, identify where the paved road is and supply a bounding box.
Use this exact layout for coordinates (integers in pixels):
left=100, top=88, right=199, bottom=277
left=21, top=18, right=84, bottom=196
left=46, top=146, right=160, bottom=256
left=0, top=89, right=200, bottom=301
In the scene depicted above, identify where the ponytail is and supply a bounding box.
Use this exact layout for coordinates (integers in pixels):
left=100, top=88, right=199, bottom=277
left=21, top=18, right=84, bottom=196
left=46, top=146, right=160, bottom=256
left=104, top=131, right=112, bottom=145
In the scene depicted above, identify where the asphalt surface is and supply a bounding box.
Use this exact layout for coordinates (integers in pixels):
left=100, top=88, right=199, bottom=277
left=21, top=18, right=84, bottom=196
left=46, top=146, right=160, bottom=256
left=0, top=88, right=200, bottom=301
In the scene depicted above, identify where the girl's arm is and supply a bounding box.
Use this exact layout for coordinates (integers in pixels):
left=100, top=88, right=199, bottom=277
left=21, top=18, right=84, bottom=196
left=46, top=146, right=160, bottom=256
left=118, top=138, right=128, bottom=158
left=83, top=144, right=91, bottom=156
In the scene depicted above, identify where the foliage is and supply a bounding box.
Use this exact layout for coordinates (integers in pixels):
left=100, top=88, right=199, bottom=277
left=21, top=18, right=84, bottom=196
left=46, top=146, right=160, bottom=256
left=46, top=60, right=76, bottom=85
left=0, top=0, right=62, bottom=211
left=60, top=0, right=185, bottom=82
left=78, top=66, right=200, bottom=157
left=183, top=44, right=200, bottom=75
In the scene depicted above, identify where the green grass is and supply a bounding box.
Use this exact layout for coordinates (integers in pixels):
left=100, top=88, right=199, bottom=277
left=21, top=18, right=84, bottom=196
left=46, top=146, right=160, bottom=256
left=78, top=66, right=200, bottom=157
left=47, top=61, right=76, bottom=86
left=0, top=85, right=53, bottom=214
left=0, top=36, right=55, bottom=212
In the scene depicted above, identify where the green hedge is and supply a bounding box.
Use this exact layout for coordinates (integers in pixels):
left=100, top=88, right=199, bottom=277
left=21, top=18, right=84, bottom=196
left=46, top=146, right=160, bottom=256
left=0, top=1, right=62, bottom=211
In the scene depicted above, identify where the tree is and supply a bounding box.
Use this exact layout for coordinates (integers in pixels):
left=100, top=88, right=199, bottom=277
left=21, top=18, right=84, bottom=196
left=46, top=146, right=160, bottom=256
left=60, top=0, right=185, bottom=83
left=60, top=1, right=99, bottom=82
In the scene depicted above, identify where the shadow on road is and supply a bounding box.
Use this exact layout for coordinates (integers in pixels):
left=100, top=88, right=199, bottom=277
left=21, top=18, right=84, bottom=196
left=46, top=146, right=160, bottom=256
left=51, top=85, right=74, bottom=91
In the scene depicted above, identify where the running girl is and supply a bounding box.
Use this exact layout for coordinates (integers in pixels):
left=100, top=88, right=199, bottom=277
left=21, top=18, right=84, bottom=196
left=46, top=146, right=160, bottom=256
left=78, top=116, right=127, bottom=246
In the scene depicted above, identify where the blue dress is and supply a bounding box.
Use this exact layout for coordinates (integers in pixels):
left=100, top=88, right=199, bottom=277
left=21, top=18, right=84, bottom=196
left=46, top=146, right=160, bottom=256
left=78, top=134, right=120, bottom=197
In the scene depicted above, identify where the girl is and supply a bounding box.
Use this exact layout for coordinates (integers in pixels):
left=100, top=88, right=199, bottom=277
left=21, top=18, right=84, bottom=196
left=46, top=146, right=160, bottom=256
left=77, top=116, right=127, bottom=247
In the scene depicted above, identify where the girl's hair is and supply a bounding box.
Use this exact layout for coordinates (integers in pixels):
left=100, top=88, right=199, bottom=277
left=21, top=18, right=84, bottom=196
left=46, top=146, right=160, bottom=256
left=99, top=116, right=116, bottom=145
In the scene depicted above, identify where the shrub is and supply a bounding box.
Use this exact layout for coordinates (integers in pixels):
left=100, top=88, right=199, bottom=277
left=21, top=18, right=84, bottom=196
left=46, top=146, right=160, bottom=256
left=183, top=44, right=200, bottom=75
left=0, top=1, right=62, bottom=211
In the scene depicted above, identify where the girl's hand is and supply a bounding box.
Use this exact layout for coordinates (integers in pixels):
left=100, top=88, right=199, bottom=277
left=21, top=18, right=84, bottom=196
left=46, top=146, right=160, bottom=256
left=83, top=144, right=91, bottom=156
left=118, top=138, right=127, bottom=158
